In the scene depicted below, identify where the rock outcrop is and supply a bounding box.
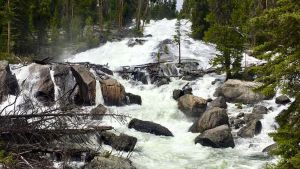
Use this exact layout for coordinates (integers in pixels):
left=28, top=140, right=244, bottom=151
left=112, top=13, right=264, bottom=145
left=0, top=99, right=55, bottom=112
left=194, top=125, right=235, bottom=148
left=0, top=61, right=19, bottom=103
left=128, top=118, right=173, bottom=136
left=71, top=65, right=96, bottom=105
left=100, top=78, right=126, bottom=106
left=178, top=94, right=207, bottom=118
left=237, top=120, right=262, bottom=138
left=208, top=96, right=227, bottom=109
left=214, top=79, right=266, bottom=104
left=190, top=107, right=229, bottom=133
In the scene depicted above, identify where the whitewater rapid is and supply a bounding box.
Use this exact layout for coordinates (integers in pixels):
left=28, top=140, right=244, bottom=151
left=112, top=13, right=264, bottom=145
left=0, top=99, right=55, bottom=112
left=67, top=19, right=284, bottom=169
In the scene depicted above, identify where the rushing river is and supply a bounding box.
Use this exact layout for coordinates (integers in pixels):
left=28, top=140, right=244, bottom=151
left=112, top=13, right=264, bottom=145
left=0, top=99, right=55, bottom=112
left=65, top=19, right=287, bottom=169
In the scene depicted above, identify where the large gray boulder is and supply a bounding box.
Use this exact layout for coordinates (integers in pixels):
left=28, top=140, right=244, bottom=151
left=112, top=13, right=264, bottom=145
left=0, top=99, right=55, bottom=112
left=252, top=105, right=268, bottom=114
left=237, top=120, right=262, bottom=138
left=178, top=94, right=207, bottom=118
left=190, top=107, right=229, bottom=133
left=194, top=125, right=235, bottom=148
left=208, top=96, right=227, bottom=109
left=0, top=61, right=19, bottom=103
left=99, top=132, right=137, bottom=152
left=71, top=65, right=96, bottom=105
left=52, top=64, right=77, bottom=105
left=214, top=79, right=266, bottom=104
left=86, top=155, right=136, bottom=169
left=128, top=118, right=173, bottom=136
left=100, top=78, right=126, bottom=106
left=26, top=64, right=54, bottom=106
left=275, top=95, right=291, bottom=105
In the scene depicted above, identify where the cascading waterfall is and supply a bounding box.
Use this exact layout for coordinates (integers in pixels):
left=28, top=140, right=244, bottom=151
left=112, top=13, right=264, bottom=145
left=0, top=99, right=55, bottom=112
left=66, top=19, right=286, bottom=168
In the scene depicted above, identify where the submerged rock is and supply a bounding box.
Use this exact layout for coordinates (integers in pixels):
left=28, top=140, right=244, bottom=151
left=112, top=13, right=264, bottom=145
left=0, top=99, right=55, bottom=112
left=99, top=132, right=137, bottom=152
left=237, top=120, right=262, bottom=138
left=86, top=155, right=136, bottom=169
left=262, top=143, right=278, bottom=154
left=71, top=65, right=96, bottom=105
left=0, top=61, right=19, bottom=103
left=275, top=95, right=291, bottom=105
left=214, top=79, right=266, bottom=104
left=128, top=118, right=173, bottom=136
left=190, top=107, right=229, bottom=133
left=178, top=94, right=207, bottom=118
left=194, top=125, right=235, bottom=148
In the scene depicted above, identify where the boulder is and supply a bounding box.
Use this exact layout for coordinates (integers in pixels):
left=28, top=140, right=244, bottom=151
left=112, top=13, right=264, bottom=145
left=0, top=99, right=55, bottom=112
left=275, top=95, right=291, bottom=105
left=126, top=93, right=142, bottom=105
left=209, top=96, right=227, bottom=109
left=27, top=64, right=54, bottom=105
left=182, top=84, right=193, bottom=95
left=132, top=71, right=147, bottom=84
left=52, top=64, right=77, bottom=105
left=128, top=118, right=173, bottom=136
left=262, top=143, right=277, bottom=154
left=0, top=61, right=19, bottom=103
left=71, top=65, right=96, bottom=105
left=151, top=76, right=171, bottom=87
left=178, top=94, right=207, bottom=118
left=214, top=79, right=266, bottom=104
left=252, top=105, right=268, bottom=114
left=244, top=113, right=263, bottom=124
left=237, top=120, right=262, bottom=138
left=190, top=107, right=229, bottom=133
left=173, top=89, right=184, bottom=100
left=99, top=132, right=137, bottom=152
left=233, top=119, right=245, bottom=129
left=100, top=78, right=126, bottom=106
left=90, top=104, right=107, bottom=120
left=86, top=155, right=136, bottom=169
left=194, top=125, right=235, bottom=148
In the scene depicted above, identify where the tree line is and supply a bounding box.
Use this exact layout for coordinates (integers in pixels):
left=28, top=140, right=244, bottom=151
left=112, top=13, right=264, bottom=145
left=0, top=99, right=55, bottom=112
left=0, top=0, right=177, bottom=58
left=182, top=0, right=299, bottom=168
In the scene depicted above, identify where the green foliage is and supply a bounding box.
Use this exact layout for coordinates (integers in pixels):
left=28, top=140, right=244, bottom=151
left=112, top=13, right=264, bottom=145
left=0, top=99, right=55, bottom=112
left=150, top=0, right=177, bottom=20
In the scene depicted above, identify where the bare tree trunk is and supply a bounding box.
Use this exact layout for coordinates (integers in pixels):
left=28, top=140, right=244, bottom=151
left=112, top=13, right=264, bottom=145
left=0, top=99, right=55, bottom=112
left=142, top=0, right=149, bottom=31
left=136, top=0, right=143, bottom=31
left=118, top=0, right=124, bottom=30
left=98, top=0, right=103, bottom=32
left=7, top=0, right=11, bottom=54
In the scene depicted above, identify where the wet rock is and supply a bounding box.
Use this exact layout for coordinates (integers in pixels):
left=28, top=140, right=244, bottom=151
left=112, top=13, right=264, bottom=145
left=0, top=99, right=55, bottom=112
left=100, top=78, right=126, bottom=106
left=151, top=76, right=171, bottom=87
left=262, top=143, right=277, bottom=154
left=173, top=89, right=184, bottom=100
left=71, top=65, right=96, bottom=105
left=244, top=113, right=263, bottom=124
left=233, top=119, right=245, bottom=129
left=178, top=94, right=207, bottom=118
left=90, top=104, right=107, bottom=120
left=190, top=107, right=229, bottom=133
left=86, top=155, right=136, bottom=169
left=236, top=112, right=245, bottom=119
left=28, top=64, right=54, bottom=106
left=144, top=34, right=152, bottom=38
left=52, top=64, right=77, bottom=105
left=194, top=125, right=235, bottom=148
left=99, top=132, right=137, bottom=152
left=208, top=96, right=227, bottom=109
left=207, top=98, right=213, bottom=102
left=0, top=61, right=19, bottom=103
left=128, top=118, right=173, bottom=136
left=126, top=93, right=142, bottom=105
left=237, top=120, right=262, bottom=138
left=182, top=84, right=193, bottom=95
left=127, top=38, right=146, bottom=47
left=132, top=71, right=147, bottom=84
left=252, top=105, right=268, bottom=114
left=214, top=79, right=266, bottom=104
left=275, top=95, right=291, bottom=105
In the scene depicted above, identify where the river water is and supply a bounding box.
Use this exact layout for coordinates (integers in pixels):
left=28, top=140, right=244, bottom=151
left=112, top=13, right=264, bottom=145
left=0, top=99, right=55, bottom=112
left=65, top=19, right=287, bottom=169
